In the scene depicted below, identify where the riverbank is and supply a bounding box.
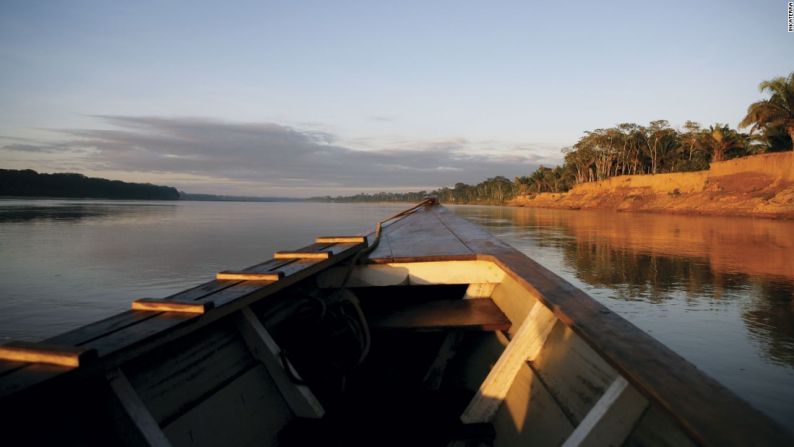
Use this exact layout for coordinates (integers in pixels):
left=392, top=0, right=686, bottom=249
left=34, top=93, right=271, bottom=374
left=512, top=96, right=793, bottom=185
left=509, top=152, right=794, bottom=219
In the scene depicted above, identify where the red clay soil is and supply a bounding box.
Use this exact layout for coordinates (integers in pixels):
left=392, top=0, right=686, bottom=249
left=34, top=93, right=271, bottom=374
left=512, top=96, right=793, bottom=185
left=509, top=152, right=794, bottom=220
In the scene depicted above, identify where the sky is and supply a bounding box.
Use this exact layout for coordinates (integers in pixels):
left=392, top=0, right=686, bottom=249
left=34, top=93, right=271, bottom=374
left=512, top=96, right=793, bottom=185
left=0, top=0, right=791, bottom=197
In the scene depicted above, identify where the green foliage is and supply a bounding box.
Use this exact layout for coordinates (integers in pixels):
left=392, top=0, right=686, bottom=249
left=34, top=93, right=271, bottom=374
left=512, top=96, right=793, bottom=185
left=740, top=72, right=794, bottom=150
left=0, top=169, right=181, bottom=200
left=700, top=124, right=747, bottom=162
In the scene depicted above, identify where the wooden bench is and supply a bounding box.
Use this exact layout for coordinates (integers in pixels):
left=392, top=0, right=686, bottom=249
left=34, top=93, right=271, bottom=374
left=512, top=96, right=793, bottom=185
left=369, top=298, right=511, bottom=332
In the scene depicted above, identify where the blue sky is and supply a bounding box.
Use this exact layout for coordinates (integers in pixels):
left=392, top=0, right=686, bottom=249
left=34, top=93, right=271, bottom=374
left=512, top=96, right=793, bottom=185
left=1, top=0, right=791, bottom=196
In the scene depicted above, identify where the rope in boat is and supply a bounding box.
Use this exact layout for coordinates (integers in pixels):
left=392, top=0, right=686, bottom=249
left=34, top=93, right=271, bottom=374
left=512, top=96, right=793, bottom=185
left=271, top=198, right=437, bottom=393
left=328, top=197, right=437, bottom=372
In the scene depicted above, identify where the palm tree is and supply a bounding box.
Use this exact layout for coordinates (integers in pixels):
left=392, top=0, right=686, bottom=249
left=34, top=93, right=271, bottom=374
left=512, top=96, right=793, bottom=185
left=701, top=124, right=746, bottom=163
left=739, top=72, right=794, bottom=150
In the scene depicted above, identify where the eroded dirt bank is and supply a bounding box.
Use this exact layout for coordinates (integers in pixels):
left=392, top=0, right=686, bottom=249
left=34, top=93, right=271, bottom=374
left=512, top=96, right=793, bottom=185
left=509, top=152, right=794, bottom=219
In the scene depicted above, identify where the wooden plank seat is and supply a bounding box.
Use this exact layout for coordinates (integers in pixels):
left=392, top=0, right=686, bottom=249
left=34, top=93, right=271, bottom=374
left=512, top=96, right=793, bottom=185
left=369, top=299, right=511, bottom=332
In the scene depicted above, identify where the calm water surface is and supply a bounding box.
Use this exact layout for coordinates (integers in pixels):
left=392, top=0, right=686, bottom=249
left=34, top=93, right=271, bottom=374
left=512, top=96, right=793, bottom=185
left=1, top=199, right=793, bottom=430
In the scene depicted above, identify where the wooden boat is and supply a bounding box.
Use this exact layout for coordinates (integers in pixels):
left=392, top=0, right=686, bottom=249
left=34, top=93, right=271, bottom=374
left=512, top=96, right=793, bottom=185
left=0, top=199, right=791, bottom=446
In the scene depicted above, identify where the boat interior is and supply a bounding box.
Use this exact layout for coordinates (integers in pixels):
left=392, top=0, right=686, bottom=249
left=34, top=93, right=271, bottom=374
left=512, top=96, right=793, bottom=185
left=2, top=260, right=684, bottom=446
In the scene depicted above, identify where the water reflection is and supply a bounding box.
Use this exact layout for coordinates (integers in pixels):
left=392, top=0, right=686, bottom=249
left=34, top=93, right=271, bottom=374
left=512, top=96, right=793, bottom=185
left=451, top=205, right=794, bottom=429
left=745, top=281, right=794, bottom=366
left=464, top=206, right=794, bottom=281
left=0, top=199, right=177, bottom=223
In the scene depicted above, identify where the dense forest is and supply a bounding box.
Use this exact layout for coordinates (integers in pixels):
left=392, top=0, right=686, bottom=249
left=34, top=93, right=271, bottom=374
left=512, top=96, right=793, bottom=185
left=0, top=169, right=180, bottom=200
left=315, top=72, right=794, bottom=205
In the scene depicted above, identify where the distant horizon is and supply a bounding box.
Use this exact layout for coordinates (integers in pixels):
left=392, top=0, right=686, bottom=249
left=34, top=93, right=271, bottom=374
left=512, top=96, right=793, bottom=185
left=1, top=1, right=791, bottom=195
left=1, top=166, right=438, bottom=199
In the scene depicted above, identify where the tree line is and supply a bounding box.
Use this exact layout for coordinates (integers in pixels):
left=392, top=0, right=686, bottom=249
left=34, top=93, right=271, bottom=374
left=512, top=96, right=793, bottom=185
left=0, top=169, right=181, bottom=200
left=316, top=72, right=794, bottom=204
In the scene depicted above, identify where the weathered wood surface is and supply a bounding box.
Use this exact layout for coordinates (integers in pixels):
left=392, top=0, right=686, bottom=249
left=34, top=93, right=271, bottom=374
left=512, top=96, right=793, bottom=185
left=367, top=205, right=793, bottom=446
left=530, top=323, right=618, bottom=425
left=107, top=368, right=173, bottom=447
left=369, top=298, right=510, bottom=332
left=368, top=206, right=475, bottom=262
left=0, top=341, right=96, bottom=367
left=561, top=376, right=648, bottom=447
left=422, top=331, right=464, bottom=390
left=216, top=271, right=284, bottom=281
left=463, top=282, right=496, bottom=299
left=317, top=260, right=504, bottom=288
left=1, top=240, right=365, bottom=397
left=491, top=361, right=574, bottom=446
left=237, top=307, right=324, bottom=418
left=273, top=250, right=332, bottom=260
left=131, top=298, right=211, bottom=314
left=123, top=320, right=257, bottom=425
left=461, top=300, right=557, bottom=424
left=624, top=406, right=699, bottom=447
left=315, top=236, right=367, bottom=244
left=161, top=364, right=292, bottom=447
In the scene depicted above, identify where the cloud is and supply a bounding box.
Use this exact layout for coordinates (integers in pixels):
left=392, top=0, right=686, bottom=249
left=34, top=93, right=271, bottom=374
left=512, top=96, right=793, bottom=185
left=1, top=116, right=555, bottom=194
left=1, top=142, right=85, bottom=154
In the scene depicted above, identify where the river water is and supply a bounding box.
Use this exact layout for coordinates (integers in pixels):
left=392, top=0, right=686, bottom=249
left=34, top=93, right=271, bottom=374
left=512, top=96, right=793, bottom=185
left=1, top=199, right=792, bottom=430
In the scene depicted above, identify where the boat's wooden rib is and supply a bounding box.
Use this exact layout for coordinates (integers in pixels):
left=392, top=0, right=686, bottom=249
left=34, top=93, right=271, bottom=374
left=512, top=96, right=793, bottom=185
left=461, top=300, right=558, bottom=424
left=160, top=364, right=291, bottom=447
left=236, top=308, right=324, bottom=419
left=422, top=332, right=464, bottom=390
left=463, top=282, right=496, bottom=299
left=369, top=298, right=511, bottom=332
left=530, top=323, right=618, bottom=425
left=492, top=360, right=574, bottom=446
left=625, top=405, right=699, bottom=447
left=123, top=320, right=258, bottom=426
left=560, top=376, right=649, bottom=447
left=107, top=368, right=173, bottom=447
